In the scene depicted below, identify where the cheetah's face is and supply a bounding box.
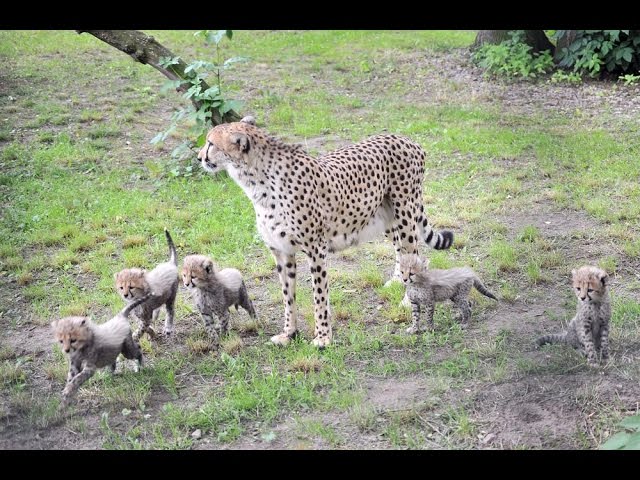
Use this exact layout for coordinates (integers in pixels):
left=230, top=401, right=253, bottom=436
left=399, top=254, right=428, bottom=285
left=181, top=255, right=215, bottom=289
left=115, top=269, right=147, bottom=300
left=51, top=317, right=91, bottom=354
left=572, top=266, right=608, bottom=303
left=198, top=123, right=252, bottom=175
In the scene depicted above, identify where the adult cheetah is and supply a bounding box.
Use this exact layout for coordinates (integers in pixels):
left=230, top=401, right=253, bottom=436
left=197, top=117, right=453, bottom=348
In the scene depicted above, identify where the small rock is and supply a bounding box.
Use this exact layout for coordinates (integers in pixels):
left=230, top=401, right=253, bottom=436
left=191, top=429, right=202, bottom=440
left=144, top=414, right=151, bottom=420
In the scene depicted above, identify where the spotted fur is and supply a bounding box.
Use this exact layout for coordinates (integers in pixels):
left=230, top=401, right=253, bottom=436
left=51, top=294, right=149, bottom=407
left=400, top=254, right=497, bottom=333
left=197, top=119, right=454, bottom=348
left=536, top=266, right=610, bottom=366
left=182, top=254, right=256, bottom=345
left=115, top=229, right=179, bottom=341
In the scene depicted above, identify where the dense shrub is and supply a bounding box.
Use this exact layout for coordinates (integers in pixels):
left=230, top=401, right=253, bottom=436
left=472, top=30, right=554, bottom=79
left=554, top=30, right=640, bottom=77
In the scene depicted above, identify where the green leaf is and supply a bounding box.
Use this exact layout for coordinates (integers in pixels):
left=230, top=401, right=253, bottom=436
left=223, top=99, right=243, bottom=114
left=196, top=133, right=206, bottom=147
left=150, top=132, right=164, bottom=144
left=160, top=80, right=184, bottom=93
left=620, top=415, right=640, bottom=430
left=621, top=432, right=640, bottom=450
left=158, top=56, right=180, bottom=68
left=201, top=86, right=221, bottom=101
left=622, top=49, right=633, bottom=63
left=601, top=432, right=631, bottom=450
left=223, top=56, right=247, bottom=68
left=207, top=30, right=228, bottom=45
left=225, top=30, right=233, bottom=40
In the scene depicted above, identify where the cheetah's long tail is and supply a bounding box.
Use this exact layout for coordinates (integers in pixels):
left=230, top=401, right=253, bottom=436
left=536, top=332, right=567, bottom=348
left=119, top=294, right=152, bottom=319
left=473, top=279, right=498, bottom=301
left=165, top=228, right=178, bottom=266
left=417, top=205, right=454, bottom=250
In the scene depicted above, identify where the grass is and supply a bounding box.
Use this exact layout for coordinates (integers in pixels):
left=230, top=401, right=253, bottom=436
left=1, top=29, right=639, bottom=450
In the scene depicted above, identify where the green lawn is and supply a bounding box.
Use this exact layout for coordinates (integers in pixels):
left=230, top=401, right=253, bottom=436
left=0, top=30, right=639, bottom=450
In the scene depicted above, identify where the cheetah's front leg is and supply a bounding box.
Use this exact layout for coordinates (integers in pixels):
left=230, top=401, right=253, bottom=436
left=202, top=313, right=221, bottom=347
left=61, top=364, right=97, bottom=408
left=384, top=227, right=404, bottom=287
left=271, top=250, right=298, bottom=346
left=307, top=245, right=331, bottom=348
left=599, top=320, right=610, bottom=362
left=578, top=318, right=598, bottom=366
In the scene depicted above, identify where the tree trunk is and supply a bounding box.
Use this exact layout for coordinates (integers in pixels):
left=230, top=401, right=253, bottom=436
left=77, top=30, right=241, bottom=125
left=524, top=31, right=555, bottom=54
left=473, top=30, right=555, bottom=54
left=553, top=30, right=579, bottom=64
left=472, top=30, right=509, bottom=49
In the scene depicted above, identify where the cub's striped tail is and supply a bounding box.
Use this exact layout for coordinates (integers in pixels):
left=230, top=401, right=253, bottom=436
left=536, top=332, right=567, bottom=348
left=120, top=294, right=152, bottom=319
left=417, top=206, right=454, bottom=250
left=238, top=280, right=257, bottom=319
left=165, top=228, right=177, bottom=266
left=473, top=279, right=498, bottom=301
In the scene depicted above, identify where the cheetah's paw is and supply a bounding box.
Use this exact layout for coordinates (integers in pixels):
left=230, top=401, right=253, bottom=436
left=271, top=333, right=294, bottom=346
left=399, top=294, right=412, bottom=308
left=312, top=335, right=332, bottom=349
left=405, top=325, right=427, bottom=335
left=384, top=277, right=403, bottom=288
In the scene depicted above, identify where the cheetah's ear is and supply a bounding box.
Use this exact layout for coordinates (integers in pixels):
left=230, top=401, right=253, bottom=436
left=600, top=273, right=608, bottom=286
left=571, top=268, right=577, bottom=278
left=205, top=261, right=213, bottom=274
left=230, top=133, right=250, bottom=153
left=240, top=115, right=256, bottom=126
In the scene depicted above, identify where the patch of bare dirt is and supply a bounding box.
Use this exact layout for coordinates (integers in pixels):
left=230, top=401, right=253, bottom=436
left=500, top=206, right=596, bottom=239
left=401, top=49, right=640, bottom=122
left=471, top=373, right=640, bottom=449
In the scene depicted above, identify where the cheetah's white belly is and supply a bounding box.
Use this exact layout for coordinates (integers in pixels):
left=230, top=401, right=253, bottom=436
left=328, top=203, right=393, bottom=252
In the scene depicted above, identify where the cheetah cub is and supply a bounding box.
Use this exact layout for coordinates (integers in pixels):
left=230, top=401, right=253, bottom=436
left=115, top=229, right=179, bottom=341
left=536, top=265, right=611, bottom=366
left=182, top=254, right=257, bottom=345
left=51, top=294, right=150, bottom=407
left=399, top=253, right=498, bottom=333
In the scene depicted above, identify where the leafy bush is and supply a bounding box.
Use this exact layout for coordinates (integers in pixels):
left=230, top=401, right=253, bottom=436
left=550, top=70, right=582, bottom=84
left=473, top=31, right=554, bottom=79
left=554, top=30, right=640, bottom=77
left=600, top=414, right=640, bottom=449
left=620, top=73, right=640, bottom=85
left=153, top=30, right=246, bottom=165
